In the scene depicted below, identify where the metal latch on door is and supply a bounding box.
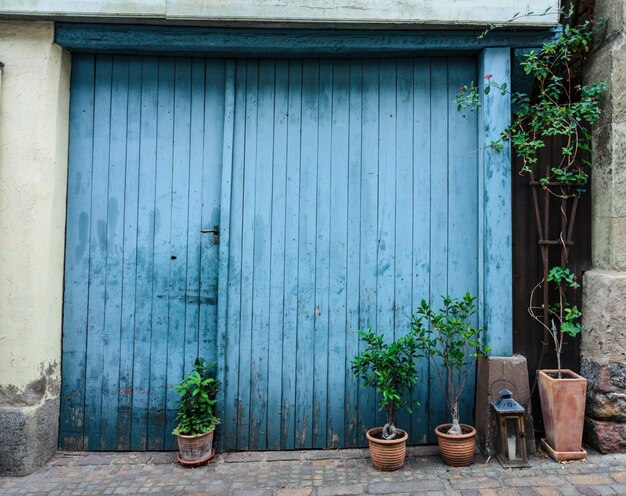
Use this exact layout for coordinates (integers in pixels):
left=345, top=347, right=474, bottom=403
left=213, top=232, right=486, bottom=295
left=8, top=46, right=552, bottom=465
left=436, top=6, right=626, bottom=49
left=201, top=225, right=220, bottom=245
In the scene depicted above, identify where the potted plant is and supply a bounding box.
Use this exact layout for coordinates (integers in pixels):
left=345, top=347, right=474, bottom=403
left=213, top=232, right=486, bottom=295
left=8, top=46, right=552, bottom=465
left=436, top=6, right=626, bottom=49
left=351, top=327, right=421, bottom=471
left=172, top=358, right=221, bottom=466
left=411, top=293, right=488, bottom=467
left=533, top=267, right=588, bottom=460
left=456, top=17, right=607, bottom=461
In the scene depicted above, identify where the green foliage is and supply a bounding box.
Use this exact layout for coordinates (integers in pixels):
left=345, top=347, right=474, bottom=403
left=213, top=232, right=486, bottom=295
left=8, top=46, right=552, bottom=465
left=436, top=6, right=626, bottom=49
left=547, top=266, right=580, bottom=288
left=546, top=266, right=585, bottom=340
left=172, top=358, right=220, bottom=436
left=457, top=20, right=608, bottom=194
left=351, top=328, right=421, bottom=432
left=411, top=294, right=488, bottom=428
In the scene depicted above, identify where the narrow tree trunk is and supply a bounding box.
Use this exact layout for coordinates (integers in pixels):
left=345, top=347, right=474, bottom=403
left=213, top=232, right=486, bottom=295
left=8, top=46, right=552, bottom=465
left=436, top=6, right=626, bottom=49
left=447, top=402, right=462, bottom=435
left=382, top=403, right=398, bottom=440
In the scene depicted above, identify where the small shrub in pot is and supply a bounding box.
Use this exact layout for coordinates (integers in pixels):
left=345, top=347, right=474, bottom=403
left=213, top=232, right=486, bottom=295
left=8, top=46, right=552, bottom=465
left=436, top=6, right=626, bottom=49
left=172, top=358, right=220, bottom=466
left=352, top=327, right=421, bottom=471
left=411, top=293, right=488, bottom=466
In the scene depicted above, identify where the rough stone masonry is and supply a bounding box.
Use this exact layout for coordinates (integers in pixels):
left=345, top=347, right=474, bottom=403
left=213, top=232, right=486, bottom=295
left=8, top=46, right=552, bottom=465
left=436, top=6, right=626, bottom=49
left=582, top=0, right=626, bottom=453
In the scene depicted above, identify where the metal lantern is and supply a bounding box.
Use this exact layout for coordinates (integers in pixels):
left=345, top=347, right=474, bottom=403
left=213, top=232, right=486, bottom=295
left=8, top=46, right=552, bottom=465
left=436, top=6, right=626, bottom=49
left=491, top=389, right=529, bottom=468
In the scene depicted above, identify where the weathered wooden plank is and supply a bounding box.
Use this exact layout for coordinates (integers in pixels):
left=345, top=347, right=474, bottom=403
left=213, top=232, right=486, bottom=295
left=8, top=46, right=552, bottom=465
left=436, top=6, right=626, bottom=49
left=236, top=59, right=259, bottom=450
left=280, top=60, right=303, bottom=450
left=221, top=60, right=244, bottom=452
left=357, top=59, right=379, bottom=441
left=249, top=59, right=275, bottom=450
left=199, top=60, right=225, bottom=368
left=295, top=59, right=319, bottom=449
left=130, top=57, right=159, bottom=451
left=267, top=59, right=289, bottom=451
left=183, top=58, right=205, bottom=378
left=313, top=59, right=332, bottom=449
left=147, top=57, right=175, bottom=450
left=344, top=59, right=362, bottom=447
left=447, top=57, right=480, bottom=427
left=327, top=60, right=349, bottom=449
left=375, top=58, right=397, bottom=430
left=117, top=55, right=142, bottom=450
left=428, top=58, right=449, bottom=441
left=479, top=48, right=513, bottom=357
left=84, top=54, right=113, bottom=451
left=59, top=53, right=95, bottom=450
left=55, top=23, right=561, bottom=57
left=200, top=59, right=225, bottom=369
left=213, top=59, right=231, bottom=452
left=100, top=55, right=129, bottom=450
left=394, top=57, right=414, bottom=437
left=163, top=57, right=193, bottom=450
left=410, top=58, right=432, bottom=445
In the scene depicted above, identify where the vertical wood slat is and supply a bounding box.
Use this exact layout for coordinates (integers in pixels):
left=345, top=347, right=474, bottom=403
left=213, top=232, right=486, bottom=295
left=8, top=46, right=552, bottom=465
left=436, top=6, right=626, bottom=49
left=358, top=59, right=379, bottom=440
left=118, top=55, right=142, bottom=450
left=60, top=54, right=95, bottom=450
left=84, top=54, right=113, bottom=451
left=411, top=58, right=432, bottom=444
left=280, top=60, right=303, bottom=450
left=100, top=55, right=129, bottom=451
left=328, top=60, right=349, bottom=448
left=427, top=58, right=449, bottom=442
left=479, top=48, right=513, bottom=357
left=344, top=59, right=362, bottom=448
left=130, top=57, right=158, bottom=451
left=267, top=59, right=289, bottom=450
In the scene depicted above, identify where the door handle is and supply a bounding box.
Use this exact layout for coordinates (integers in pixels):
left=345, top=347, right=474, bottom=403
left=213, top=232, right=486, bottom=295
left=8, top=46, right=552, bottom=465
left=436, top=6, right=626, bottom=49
left=201, top=225, right=220, bottom=245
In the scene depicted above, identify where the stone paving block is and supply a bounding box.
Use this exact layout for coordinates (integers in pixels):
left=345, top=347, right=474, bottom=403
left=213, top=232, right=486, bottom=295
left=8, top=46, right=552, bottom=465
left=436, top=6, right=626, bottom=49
left=450, top=476, right=501, bottom=490
left=266, top=452, right=302, bottom=462
left=369, top=479, right=446, bottom=493
left=479, top=489, right=521, bottom=496
left=315, top=483, right=365, bottom=495
left=223, top=452, right=266, bottom=463
left=612, top=471, right=626, bottom=484
left=276, top=488, right=313, bottom=496
left=503, top=475, right=564, bottom=487
left=567, top=474, right=616, bottom=485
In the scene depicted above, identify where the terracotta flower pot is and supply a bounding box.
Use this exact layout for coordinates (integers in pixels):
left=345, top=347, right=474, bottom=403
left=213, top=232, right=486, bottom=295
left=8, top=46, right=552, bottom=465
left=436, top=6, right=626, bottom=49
left=175, top=428, right=215, bottom=466
left=366, top=427, right=407, bottom=471
left=434, top=423, right=476, bottom=467
left=537, top=369, right=587, bottom=459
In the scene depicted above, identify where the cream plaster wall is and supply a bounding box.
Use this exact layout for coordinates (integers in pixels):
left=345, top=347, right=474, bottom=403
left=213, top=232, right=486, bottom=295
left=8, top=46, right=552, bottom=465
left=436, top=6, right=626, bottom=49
left=0, top=0, right=559, bottom=27
left=0, top=21, right=70, bottom=399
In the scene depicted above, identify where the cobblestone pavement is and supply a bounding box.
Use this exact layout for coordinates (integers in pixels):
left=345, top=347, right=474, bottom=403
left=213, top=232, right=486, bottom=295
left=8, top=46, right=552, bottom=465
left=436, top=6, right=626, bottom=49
left=1, top=446, right=625, bottom=496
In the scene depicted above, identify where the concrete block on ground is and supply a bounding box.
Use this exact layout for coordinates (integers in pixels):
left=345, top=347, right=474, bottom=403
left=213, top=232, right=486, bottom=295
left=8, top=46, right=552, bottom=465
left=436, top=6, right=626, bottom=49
left=475, top=355, right=536, bottom=456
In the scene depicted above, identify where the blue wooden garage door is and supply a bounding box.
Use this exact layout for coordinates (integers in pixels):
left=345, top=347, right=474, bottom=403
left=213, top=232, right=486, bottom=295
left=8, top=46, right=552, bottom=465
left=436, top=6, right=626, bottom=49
left=219, top=57, right=479, bottom=450
left=61, top=54, right=479, bottom=451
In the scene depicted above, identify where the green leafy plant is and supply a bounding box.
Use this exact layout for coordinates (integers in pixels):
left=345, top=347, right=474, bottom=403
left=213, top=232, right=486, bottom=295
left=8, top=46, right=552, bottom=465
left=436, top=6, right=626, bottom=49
left=456, top=15, right=607, bottom=376
left=411, top=294, right=488, bottom=435
left=351, top=328, right=421, bottom=440
left=531, top=266, right=584, bottom=374
left=172, top=358, right=220, bottom=436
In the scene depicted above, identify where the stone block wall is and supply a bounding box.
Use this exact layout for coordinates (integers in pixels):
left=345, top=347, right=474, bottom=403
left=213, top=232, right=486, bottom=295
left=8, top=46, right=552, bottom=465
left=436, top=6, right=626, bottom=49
left=581, top=0, right=626, bottom=453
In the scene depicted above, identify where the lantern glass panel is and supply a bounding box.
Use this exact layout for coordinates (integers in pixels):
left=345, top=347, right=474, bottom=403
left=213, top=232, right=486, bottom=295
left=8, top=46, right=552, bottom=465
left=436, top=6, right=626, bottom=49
left=505, top=417, right=522, bottom=462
